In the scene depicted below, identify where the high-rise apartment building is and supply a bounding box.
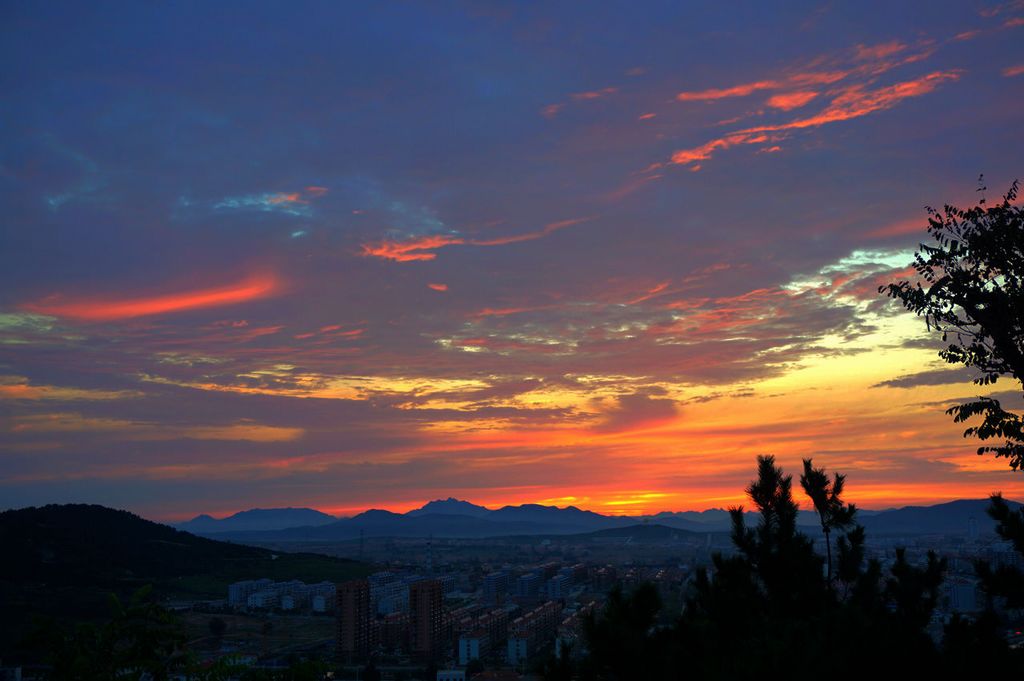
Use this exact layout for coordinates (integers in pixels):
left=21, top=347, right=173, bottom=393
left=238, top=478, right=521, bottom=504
left=337, top=579, right=370, bottom=662
left=410, top=578, right=444, bottom=660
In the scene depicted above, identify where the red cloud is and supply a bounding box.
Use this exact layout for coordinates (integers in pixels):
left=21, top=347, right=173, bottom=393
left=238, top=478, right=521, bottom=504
left=853, top=41, right=907, bottom=61
left=676, top=79, right=780, bottom=102
left=428, top=283, right=449, bottom=292
left=361, top=218, right=594, bottom=262
left=22, top=273, right=281, bottom=321
left=765, top=91, right=818, bottom=110
left=541, top=103, right=564, bottom=118
left=268, top=192, right=305, bottom=205
left=470, top=217, right=593, bottom=246
left=360, top=234, right=465, bottom=262
left=571, top=87, right=618, bottom=100
left=670, top=71, right=961, bottom=168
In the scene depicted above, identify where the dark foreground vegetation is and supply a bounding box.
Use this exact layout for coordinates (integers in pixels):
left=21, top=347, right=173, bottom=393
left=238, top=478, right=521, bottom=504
left=561, top=456, right=1024, bottom=680
left=0, top=504, right=370, bottom=670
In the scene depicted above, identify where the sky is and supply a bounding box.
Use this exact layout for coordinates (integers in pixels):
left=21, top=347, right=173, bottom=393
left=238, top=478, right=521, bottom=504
left=2, top=1, right=1023, bottom=521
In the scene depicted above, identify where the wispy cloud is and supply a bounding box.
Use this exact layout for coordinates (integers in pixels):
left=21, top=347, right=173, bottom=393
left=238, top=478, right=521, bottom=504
left=361, top=234, right=466, bottom=262
left=8, top=412, right=303, bottom=442
left=210, top=186, right=328, bottom=216
left=0, top=376, right=142, bottom=401
left=21, top=273, right=281, bottom=321
left=765, top=91, right=819, bottom=110
left=360, top=217, right=595, bottom=262
left=542, top=86, right=618, bottom=117
left=670, top=70, right=961, bottom=168
left=676, top=79, right=781, bottom=102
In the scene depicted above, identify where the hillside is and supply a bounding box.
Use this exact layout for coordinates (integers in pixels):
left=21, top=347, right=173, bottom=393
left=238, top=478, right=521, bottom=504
left=176, top=506, right=338, bottom=534
left=0, top=504, right=371, bottom=657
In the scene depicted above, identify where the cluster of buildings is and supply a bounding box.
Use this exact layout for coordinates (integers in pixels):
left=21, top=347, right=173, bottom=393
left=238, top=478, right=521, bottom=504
left=217, top=526, right=1024, bottom=676
left=227, top=578, right=337, bottom=613
left=335, top=561, right=603, bottom=672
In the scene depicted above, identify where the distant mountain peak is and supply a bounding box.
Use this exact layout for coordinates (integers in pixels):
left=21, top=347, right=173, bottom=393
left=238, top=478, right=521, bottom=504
left=406, top=498, right=491, bottom=517
left=353, top=508, right=402, bottom=520
left=176, top=507, right=337, bottom=534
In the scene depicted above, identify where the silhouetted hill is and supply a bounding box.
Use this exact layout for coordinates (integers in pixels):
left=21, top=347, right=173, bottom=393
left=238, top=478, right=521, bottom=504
left=648, top=508, right=827, bottom=531
left=860, top=498, right=1023, bottom=535
left=0, top=504, right=371, bottom=657
left=0, top=504, right=367, bottom=588
left=222, top=512, right=563, bottom=541
left=582, top=523, right=698, bottom=541
left=406, top=498, right=491, bottom=517
left=488, top=503, right=631, bottom=528
left=176, top=506, right=337, bottom=533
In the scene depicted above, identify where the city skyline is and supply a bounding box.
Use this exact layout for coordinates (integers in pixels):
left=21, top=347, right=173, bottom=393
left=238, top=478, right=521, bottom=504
left=3, top=2, right=1024, bottom=521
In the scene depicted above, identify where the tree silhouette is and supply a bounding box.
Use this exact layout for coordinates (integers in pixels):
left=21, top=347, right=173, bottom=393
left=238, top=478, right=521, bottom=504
left=27, top=585, right=187, bottom=680
left=728, top=455, right=828, bottom=619
left=579, top=582, right=673, bottom=680
left=799, top=458, right=858, bottom=584
left=879, top=178, right=1024, bottom=469
left=564, top=455, right=1024, bottom=680
left=975, top=493, right=1024, bottom=610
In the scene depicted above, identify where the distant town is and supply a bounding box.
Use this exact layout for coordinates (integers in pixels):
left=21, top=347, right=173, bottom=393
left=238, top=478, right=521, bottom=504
left=169, top=499, right=1024, bottom=679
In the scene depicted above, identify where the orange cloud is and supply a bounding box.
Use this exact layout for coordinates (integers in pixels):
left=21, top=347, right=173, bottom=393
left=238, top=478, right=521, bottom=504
left=267, top=192, right=305, bottom=205
left=865, top=216, right=930, bottom=238
left=542, top=87, right=618, bottom=119
left=638, top=112, right=657, bottom=120
left=670, top=71, right=961, bottom=168
left=541, top=103, right=564, bottom=118
left=627, top=281, right=671, bottom=305
left=671, top=132, right=778, bottom=165
left=22, top=273, right=281, bottom=321
left=8, top=412, right=303, bottom=442
left=471, top=305, right=553, bottom=318
left=0, top=376, right=141, bottom=401
left=428, top=283, right=448, bottom=292
left=470, top=217, right=593, bottom=246
left=853, top=41, right=907, bottom=61
left=765, top=91, right=819, bottom=110
left=602, top=174, right=663, bottom=202
left=760, top=70, right=962, bottom=131
left=571, top=87, right=617, bottom=100
left=1003, top=64, right=1024, bottom=77
left=360, top=234, right=465, bottom=262
left=361, top=218, right=594, bottom=262
left=676, top=79, right=780, bottom=102
left=952, top=29, right=982, bottom=41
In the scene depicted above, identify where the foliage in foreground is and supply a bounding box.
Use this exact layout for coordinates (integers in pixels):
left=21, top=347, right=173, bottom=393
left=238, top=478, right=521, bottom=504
left=880, top=178, right=1024, bottom=470
left=565, top=455, right=1024, bottom=680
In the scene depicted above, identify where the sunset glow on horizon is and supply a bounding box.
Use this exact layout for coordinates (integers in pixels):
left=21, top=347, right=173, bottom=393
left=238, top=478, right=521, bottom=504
left=2, top=2, right=1023, bottom=522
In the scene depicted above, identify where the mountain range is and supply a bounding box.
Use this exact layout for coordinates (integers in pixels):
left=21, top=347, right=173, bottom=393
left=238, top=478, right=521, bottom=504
left=175, top=496, right=1021, bottom=541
